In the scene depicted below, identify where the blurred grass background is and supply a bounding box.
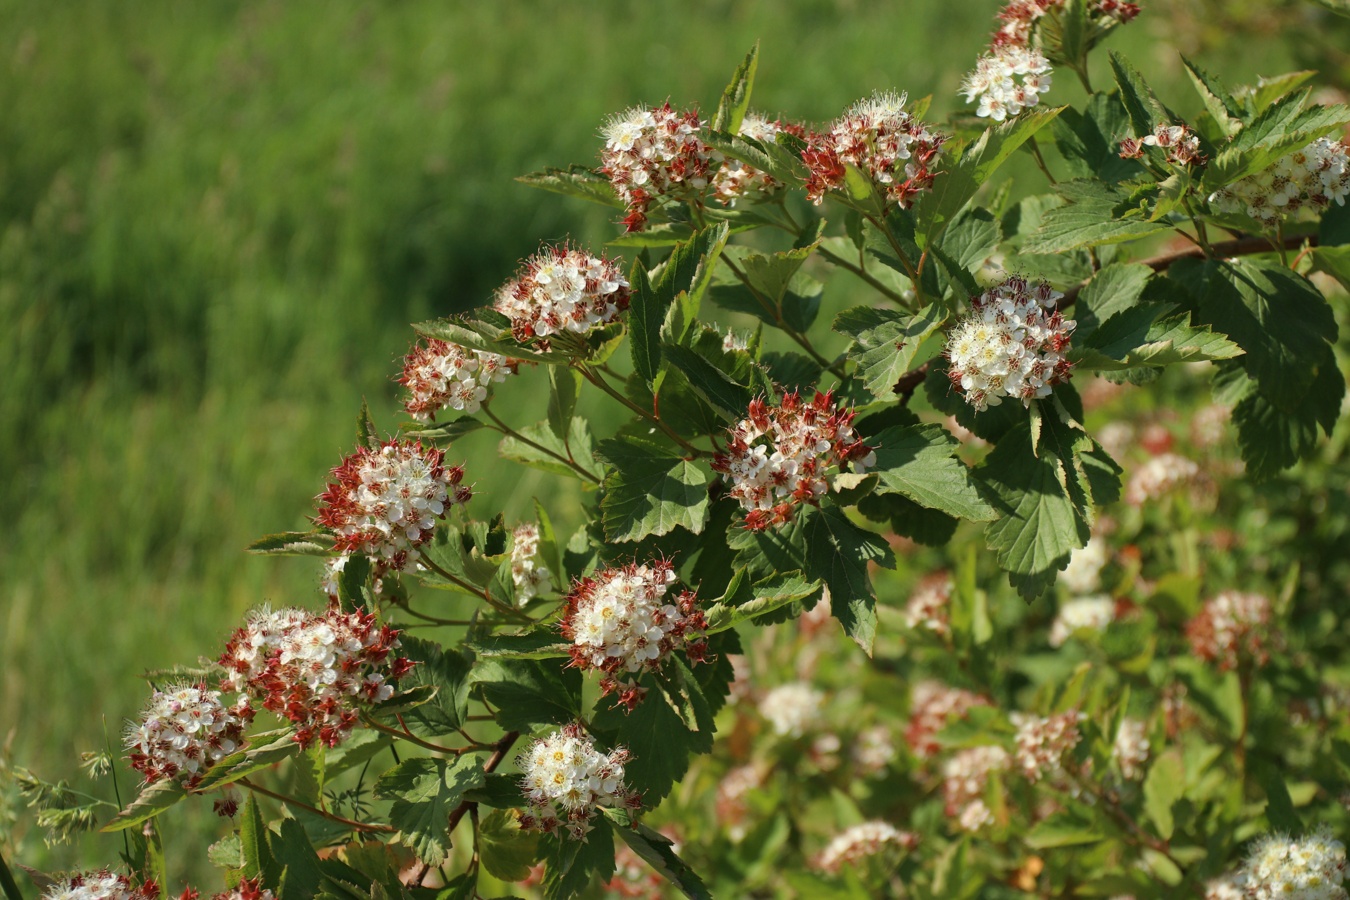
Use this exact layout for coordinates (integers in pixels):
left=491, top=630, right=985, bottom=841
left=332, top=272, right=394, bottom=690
left=0, top=0, right=1342, bottom=881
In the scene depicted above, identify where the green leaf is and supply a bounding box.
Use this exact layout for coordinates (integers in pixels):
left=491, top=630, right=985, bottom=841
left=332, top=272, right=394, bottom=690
left=661, top=343, right=753, bottom=421
left=857, top=491, right=959, bottom=546
left=402, top=417, right=487, bottom=443
left=269, top=819, right=324, bottom=900
left=239, top=793, right=279, bottom=886
left=546, top=367, right=582, bottom=444
left=1025, top=812, right=1106, bottom=849
left=596, top=435, right=709, bottom=542
left=1050, top=93, right=1143, bottom=183
left=1254, top=763, right=1303, bottom=832
left=1109, top=50, right=1172, bottom=137
left=1074, top=262, right=1153, bottom=341
left=499, top=419, right=601, bottom=482
left=615, top=823, right=713, bottom=900
left=1142, top=750, right=1185, bottom=840
left=1074, top=304, right=1243, bottom=371
left=1203, top=96, right=1350, bottom=190
left=478, top=809, right=540, bottom=883
left=802, top=505, right=894, bottom=654
left=462, top=773, right=525, bottom=809
left=1021, top=180, right=1170, bottom=254
left=101, top=779, right=187, bottom=832
left=704, top=572, right=823, bottom=633
left=1182, top=56, right=1241, bottom=137
left=415, top=310, right=567, bottom=365
left=869, top=424, right=996, bottom=521
left=399, top=637, right=473, bottom=737
left=515, top=166, right=623, bottom=208
left=914, top=106, right=1065, bottom=246
left=465, top=629, right=570, bottom=660
left=357, top=399, right=379, bottom=450
left=247, top=531, right=336, bottom=558
left=737, top=243, right=821, bottom=310
left=631, top=224, right=731, bottom=386
left=835, top=304, right=945, bottom=400
left=1183, top=258, right=1338, bottom=409
left=935, top=206, right=1002, bottom=287
left=1230, top=361, right=1345, bottom=478
left=471, top=659, right=582, bottom=733
left=1313, top=243, right=1350, bottom=290
left=1242, top=70, right=1317, bottom=113
left=543, top=821, right=615, bottom=900
left=713, top=43, right=759, bottom=133
left=375, top=756, right=487, bottom=867
left=980, top=422, right=1090, bottom=600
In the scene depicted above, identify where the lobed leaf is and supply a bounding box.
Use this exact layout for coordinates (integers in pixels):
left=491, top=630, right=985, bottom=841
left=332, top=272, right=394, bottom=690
left=869, top=424, right=997, bottom=522
left=515, top=165, right=623, bottom=208
left=375, top=757, right=487, bottom=867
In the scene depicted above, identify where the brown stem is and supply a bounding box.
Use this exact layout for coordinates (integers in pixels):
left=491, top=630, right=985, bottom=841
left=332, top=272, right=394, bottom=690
left=444, top=731, right=521, bottom=839
left=238, top=777, right=395, bottom=834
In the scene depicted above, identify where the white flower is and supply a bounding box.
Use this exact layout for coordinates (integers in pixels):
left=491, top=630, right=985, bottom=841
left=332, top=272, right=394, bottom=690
left=712, top=113, right=798, bottom=204
left=904, top=574, right=953, bottom=637
left=509, top=523, right=550, bottom=604
left=494, top=244, right=631, bottom=342
left=1112, top=717, right=1150, bottom=780
left=518, top=725, right=637, bottom=841
left=816, top=821, right=918, bottom=873
left=41, top=872, right=157, bottom=900
left=1204, top=871, right=1247, bottom=900
left=1012, top=710, right=1085, bottom=782
left=906, top=680, right=991, bottom=758
left=1242, top=827, right=1348, bottom=899
left=760, top=682, right=825, bottom=738
left=124, top=684, right=251, bottom=786
left=942, top=745, right=1011, bottom=831
left=600, top=102, right=718, bottom=230
left=1060, top=536, right=1110, bottom=594
left=1049, top=595, right=1116, bottom=647
left=945, top=276, right=1075, bottom=411
left=961, top=46, right=1054, bottom=122
left=1187, top=591, right=1275, bottom=671
left=853, top=725, right=898, bottom=776
left=1124, top=451, right=1200, bottom=505
left=400, top=339, right=517, bottom=420
left=1209, top=137, right=1350, bottom=227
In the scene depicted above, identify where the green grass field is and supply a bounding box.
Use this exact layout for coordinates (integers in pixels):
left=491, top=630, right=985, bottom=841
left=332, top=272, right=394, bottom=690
left=0, top=0, right=1324, bottom=880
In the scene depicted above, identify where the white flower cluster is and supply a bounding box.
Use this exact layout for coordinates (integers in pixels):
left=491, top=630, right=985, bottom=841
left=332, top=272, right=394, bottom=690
left=945, top=276, right=1075, bottom=412
left=219, top=603, right=410, bottom=748
left=1124, top=451, right=1201, bottom=505
left=509, top=523, right=550, bottom=604
left=815, top=821, right=919, bottom=874
left=518, top=724, right=636, bottom=841
left=713, top=113, right=795, bottom=205
left=1112, top=717, right=1150, bottom=780
left=1204, top=871, right=1247, bottom=900
left=41, top=872, right=158, bottom=900
left=493, top=244, right=630, bottom=342
left=906, top=680, right=992, bottom=759
left=560, top=560, right=706, bottom=709
left=316, top=440, right=469, bottom=571
left=1049, top=595, right=1116, bottom=647
left=399, top=339, right=517, bottom=420
left=960, top=46, right=1053, bottom=122
left=719, top=328, right=750, bottom=352
left=942, top=745, right=1012, bottom=832
left=904, top=574, right=953, bottom=637
left=1012, top=710, right=1085, bottom=782
left=1060, top=535, right=1110, bottom=594
left=1187, top=591, right=1275, bottom=671
left=600, top=102, right=717, bottom=231
left=760, top=682, right=825, bottom=738
left=1241, top=827, right=1348, bottom=900
left=712, top=391, right=875, bottom=531
left=1210, top=137, right=1350, bottom=227
left=853, top=725, right=898, bottom=776
left=124, top=684, right=250, bottom=787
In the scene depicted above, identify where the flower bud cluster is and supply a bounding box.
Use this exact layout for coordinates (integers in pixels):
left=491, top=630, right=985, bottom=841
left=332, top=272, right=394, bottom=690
left=1124, top=451, right=1202, bottom=505
left=1186, top=591, right=1275, bottom=671
left=992, top=0, right=1140, bottom=50
left=904, top=573, right=953, bottom=637
left=315, top=440, right=469, bottom=575
left=203, top=882, right=276, bottom=900
left=41, top=872, right=159, bottom=900
left=960, top=46, right=1053, bottom=122
left=518, top=724, right=638, bottom=841
left=905, top=681, right=992, bottom=759
left=600, top=102, right=718, bottom=231
left=219, top=602, right=412, bottom=748
left=399, top=339, right=518, bottom=420
left=712, top=114, right=803, bottom=205
left=560, top=560, right=707, bottom=710
left=760, top=682, right=825, bottom=738
left=1060, top=535, right=1110, bottom=594
left=1112, top=717, right=1150, bottom=780
left=1049, top=595, right=1117, bottom=647
left=942, top=745, right=1012, bottom=832
left=493, top=244, right=631, bottom=343
left=712, top=390, right=875, bottom=530
left=510, top=523, right=551, bottom=604
left=945, top=276, right=1075, bottom=411
left=802, top=92, right=947, bottom=208
left=1241, top=827, right=1348, bottom=900
left=815, top=821, right=920, bottom=874
left=1011, top=710, right=1085, bottom=782
left=124, top=684, right=252, bottom=787
left=1119, top=124, right=1207, bottom=167
left=1209, top=137, right=1350, bottom=227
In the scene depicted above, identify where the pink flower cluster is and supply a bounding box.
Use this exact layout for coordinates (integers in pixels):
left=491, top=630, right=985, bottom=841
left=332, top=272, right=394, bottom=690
left=1011, top=710, right=1085, bottom=782
left=399, top=339, right=518, bottom=420
left=1120, top=124, right=1208, bottom=167
left=1186, top=591, right=1275, bottom=671
left=600, top=102, right=718, bottom=231
left=219, top=602, right=413, bottom=748
left=712, top=114, right=805, bottom=205
left=992, top=0, right=1140, bottom=50
left=559, top=559, right=708, bottom=711
left=904, top=573, right=953, bottom=637
left=905, top=681, right=992, bottom=759
left=493, top=244, right=631, bottom=343
left=315, top=439, right=469, bottom=577
left=814, top=821, right=920, bottom=874
left=124, top=684, right=252, bottom=787
left=801, top=92, right=947, bottom=208
left=41, top=871, right=159, bottom=900
left=942, top=745, right=1012, bottom=831
left=711, top=390, right=875, bottom=531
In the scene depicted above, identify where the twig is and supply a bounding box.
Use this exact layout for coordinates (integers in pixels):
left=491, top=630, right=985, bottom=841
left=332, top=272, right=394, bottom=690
left=444, top=731, right=521, bottom=839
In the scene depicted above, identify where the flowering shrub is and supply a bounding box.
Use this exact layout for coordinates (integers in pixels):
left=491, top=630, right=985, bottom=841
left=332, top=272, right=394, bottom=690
left=8, top=5, right=1350, bottom=900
